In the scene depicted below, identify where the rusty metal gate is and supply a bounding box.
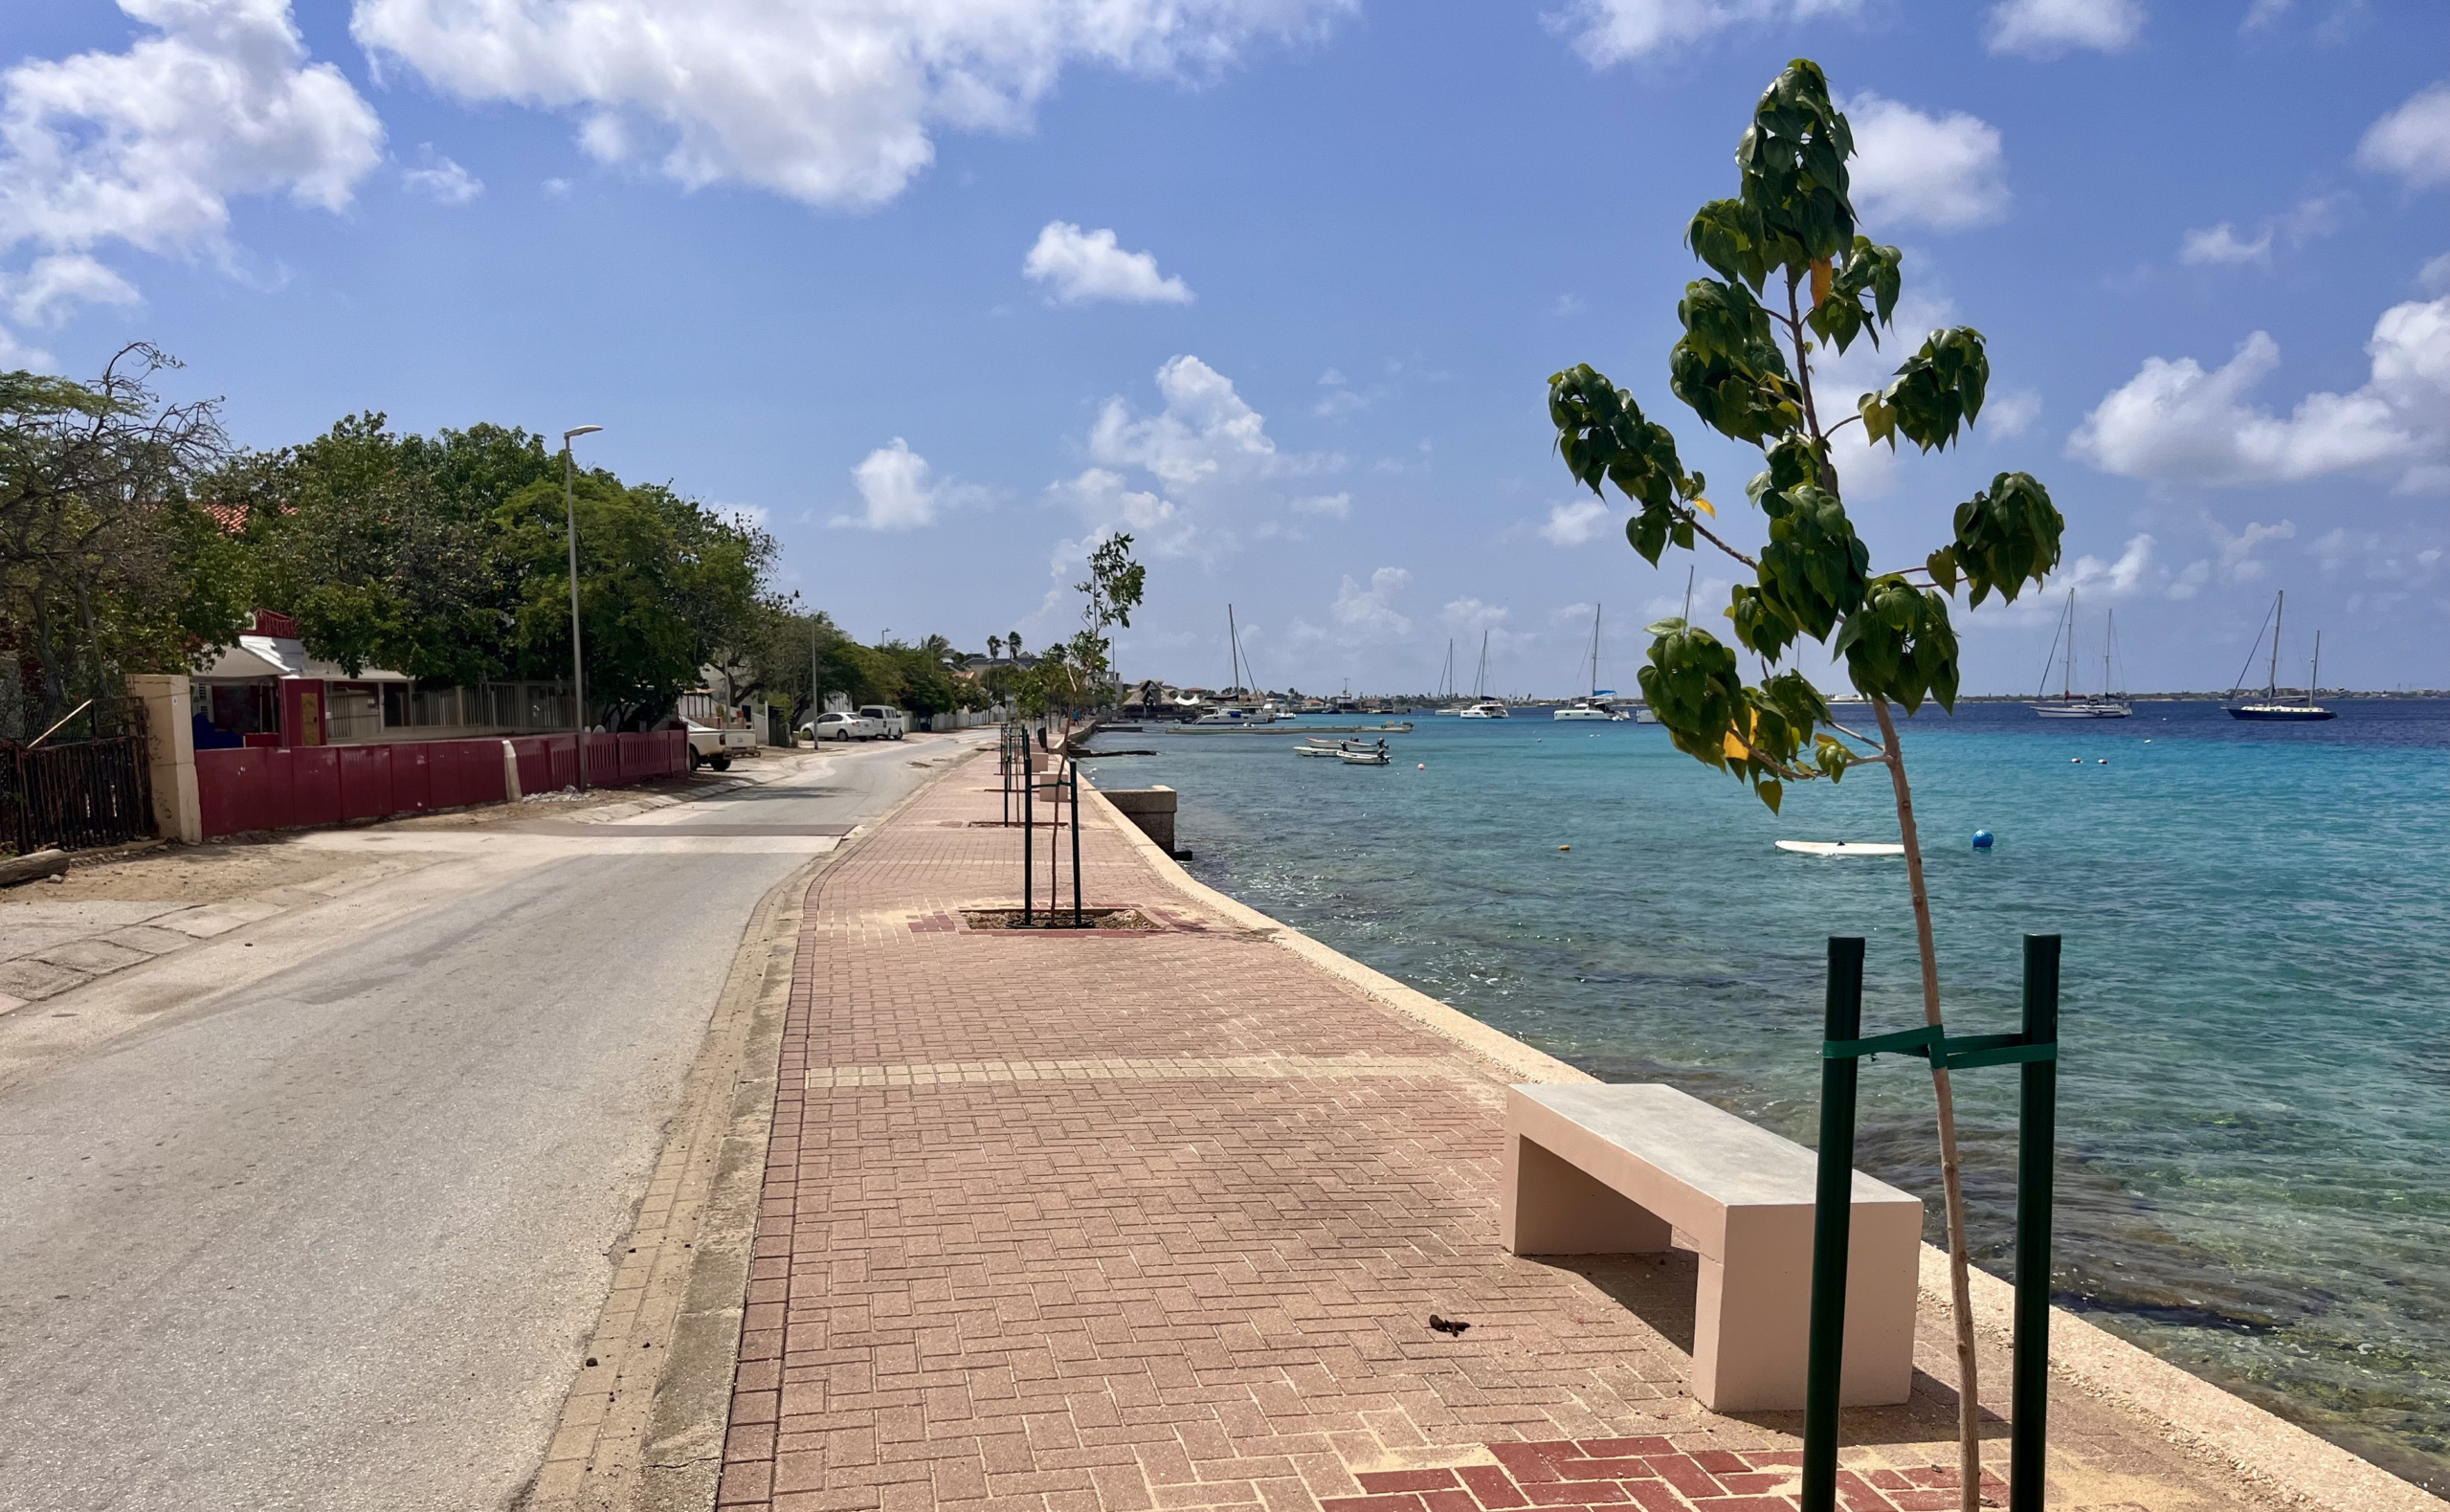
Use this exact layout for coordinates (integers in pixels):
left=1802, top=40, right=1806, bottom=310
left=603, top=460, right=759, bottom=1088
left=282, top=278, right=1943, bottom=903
left=2, top=698, right=155, bottom=855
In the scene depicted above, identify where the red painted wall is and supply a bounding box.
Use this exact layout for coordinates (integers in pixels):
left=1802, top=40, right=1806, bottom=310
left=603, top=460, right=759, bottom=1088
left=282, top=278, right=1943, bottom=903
left=197, top=731, right=686, bottom=838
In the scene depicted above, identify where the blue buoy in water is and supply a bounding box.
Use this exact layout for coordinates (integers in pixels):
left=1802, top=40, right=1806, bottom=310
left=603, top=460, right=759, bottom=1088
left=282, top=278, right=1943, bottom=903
left=1972, top=830, right=1994, bottom=851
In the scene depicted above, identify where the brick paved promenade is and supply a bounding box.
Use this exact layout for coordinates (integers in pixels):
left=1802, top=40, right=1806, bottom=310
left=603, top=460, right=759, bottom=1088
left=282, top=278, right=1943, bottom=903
left=712, top=755, right=2294, bottom=1512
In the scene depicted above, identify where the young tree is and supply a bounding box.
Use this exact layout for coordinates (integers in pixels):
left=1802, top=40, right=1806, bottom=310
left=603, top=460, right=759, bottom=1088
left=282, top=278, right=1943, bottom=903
left=1544, top=59, right=2063, bottom=1506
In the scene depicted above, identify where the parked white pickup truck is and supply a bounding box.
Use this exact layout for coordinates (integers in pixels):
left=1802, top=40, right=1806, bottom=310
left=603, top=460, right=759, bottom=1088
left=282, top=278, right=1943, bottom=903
left=857, top=705, right=908, bottom=741
left=683, top=720, right=757, bottom=771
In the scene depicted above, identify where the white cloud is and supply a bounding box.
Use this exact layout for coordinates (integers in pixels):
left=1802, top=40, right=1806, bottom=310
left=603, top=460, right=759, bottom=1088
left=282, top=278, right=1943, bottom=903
left=0, top=0, right=383, bottom=322
left=351, top=0, right=1349, bottom=209
left=1022, top=221, right=1192, bottom=305
left=6, top=253, right=141, bottom=327
left=1845, top=93, right=2009, bottom=231
left=0, top=322, right=52, bottom=370
left=834, top=437, right=966, bottom=531
left=2180, top=198, right=2343, bottom=269
left=2058, top=532, right=2153, bottom=597
left=1984, top=387, right=2041, bottom=437
left=2423, top=253, right=2450, bottom=295
left=1050, top=468, right=1192, bottom=561
left=2359, top=80, right=2450, bottom=190
left=2241, top=0, right=2292, bottom=28
left=1330, top=567, right=1413, bottom=638
left=1539, top=499, right=1613, bottom=546
left=403, top=148, right=481, bottom=205
left=1090, top=354, right=1282, bottom=489
left=1983, top=0, right=2145, bottom=58
left=2214, top=518, right=2295, bottom=583
left=1058, top=355, right=1334, bottom=564
left=1313, top=367, right=1370, bottom=418
left=2180, top=222, right=2271, bottom=266
left=1441, top=597, right=1510, bottom=634
left=2069, top=296, right=2450, bottom=490
left=1551, top=0, right=1861, bottom=66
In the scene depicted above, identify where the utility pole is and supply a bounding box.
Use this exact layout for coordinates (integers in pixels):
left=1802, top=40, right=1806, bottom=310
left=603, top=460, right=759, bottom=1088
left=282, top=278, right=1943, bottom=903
left=562, top=425, right=602, bottom=789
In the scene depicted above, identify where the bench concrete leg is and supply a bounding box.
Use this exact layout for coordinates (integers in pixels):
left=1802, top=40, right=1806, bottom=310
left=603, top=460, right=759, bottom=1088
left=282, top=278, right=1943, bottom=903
left=1694, top=1202, right=1921, bottom=1412
left=1503, top=1135, right=1674, bottom=1255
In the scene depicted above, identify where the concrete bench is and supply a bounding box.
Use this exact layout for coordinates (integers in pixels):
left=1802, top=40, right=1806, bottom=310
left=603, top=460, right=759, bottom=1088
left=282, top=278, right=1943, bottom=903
left=1503, top=1082, right=1922, bottom=1412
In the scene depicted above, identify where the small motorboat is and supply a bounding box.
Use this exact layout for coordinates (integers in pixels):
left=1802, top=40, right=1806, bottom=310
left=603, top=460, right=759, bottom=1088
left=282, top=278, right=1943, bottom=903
left=1339, top=745, right=1392, bottom=766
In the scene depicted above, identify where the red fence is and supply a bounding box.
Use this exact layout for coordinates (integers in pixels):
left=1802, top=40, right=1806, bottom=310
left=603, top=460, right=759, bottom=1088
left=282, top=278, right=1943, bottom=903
left=197, top=730, right=687, bottom=839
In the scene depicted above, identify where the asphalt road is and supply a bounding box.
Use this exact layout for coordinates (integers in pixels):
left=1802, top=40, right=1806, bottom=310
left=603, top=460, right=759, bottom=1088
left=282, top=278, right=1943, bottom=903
left=0, top=734, right=974, bottom=1512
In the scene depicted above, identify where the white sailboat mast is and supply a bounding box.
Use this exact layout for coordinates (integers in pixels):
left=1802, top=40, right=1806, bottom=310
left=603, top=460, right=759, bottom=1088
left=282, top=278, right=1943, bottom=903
left=1227, top=604, right=1241, bottom=697
left=1590, top=605, right=1603, bottom=697
left=2269, top=591, right=2284, bottom=702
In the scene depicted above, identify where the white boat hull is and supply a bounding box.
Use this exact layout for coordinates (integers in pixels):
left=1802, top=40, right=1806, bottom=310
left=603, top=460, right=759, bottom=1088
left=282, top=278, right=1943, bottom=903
left=1776, top=840, right=1905, bottom=857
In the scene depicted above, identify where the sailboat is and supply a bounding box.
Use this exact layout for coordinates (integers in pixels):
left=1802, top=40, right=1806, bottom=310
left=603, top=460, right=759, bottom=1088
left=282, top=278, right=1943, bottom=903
left=1555, top=606, right=1630, bottom=720
left=1459, top=630, right=1509, bottom=718
left=2030, top=590, right=2132, bottom=719
left=2227, top=591, right=2335, bottom=722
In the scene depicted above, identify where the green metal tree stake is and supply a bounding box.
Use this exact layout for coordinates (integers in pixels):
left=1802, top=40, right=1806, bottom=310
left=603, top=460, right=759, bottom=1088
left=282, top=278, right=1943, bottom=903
left=1801, top=934, right=2061, bottom=1512
left=1802, top=936, right=1866, bottom=1510
left=2013, top=934, right=2060, bottom=1512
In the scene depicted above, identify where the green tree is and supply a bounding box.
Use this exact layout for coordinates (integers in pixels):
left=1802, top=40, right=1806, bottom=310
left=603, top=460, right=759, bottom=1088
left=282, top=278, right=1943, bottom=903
left=1544, top=60, right=2063, bottom=1504
left=493, top=471, right=771, bottom=728
left=0, top=346, right=247, bottom=729
left=224, top=413, right=533, bottom=684
left=1036, top=533, right=1147, bottom=717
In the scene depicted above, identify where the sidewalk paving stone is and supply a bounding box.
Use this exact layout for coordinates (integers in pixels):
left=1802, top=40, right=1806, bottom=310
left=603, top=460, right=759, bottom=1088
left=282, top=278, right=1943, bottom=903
left=711, top=767, right=2313, bottom=1512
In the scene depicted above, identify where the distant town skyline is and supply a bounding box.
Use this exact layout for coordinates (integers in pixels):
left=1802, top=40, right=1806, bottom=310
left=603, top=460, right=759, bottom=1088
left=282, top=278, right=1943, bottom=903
left=5, top=1, right=2447, bottom=694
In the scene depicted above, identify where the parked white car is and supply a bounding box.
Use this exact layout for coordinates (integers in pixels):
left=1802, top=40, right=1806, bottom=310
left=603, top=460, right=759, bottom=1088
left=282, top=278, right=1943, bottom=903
left=857, top=705, right=908, bottom=741
left=806, top=711, right=880, bottom=742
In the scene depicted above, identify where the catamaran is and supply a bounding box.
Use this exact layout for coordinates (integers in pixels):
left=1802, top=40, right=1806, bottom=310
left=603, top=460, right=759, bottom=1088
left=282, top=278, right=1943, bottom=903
left=1555, top=605, right=1632, bottom=720
left=1459, top=629, right=1509, bottom=718
left=2227, top=591, right=2335, bottom=722
left=2030, top=590, right=2132, bottom=719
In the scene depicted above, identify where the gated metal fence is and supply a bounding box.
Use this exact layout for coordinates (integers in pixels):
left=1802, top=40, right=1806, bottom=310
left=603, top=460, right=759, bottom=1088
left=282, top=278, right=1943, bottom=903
left=1, top=698, right=156, bottom=856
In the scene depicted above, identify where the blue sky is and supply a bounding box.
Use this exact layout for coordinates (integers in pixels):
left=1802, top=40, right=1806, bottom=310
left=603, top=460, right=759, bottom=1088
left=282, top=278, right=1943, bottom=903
left=6, top=0, right=2449, bottom=697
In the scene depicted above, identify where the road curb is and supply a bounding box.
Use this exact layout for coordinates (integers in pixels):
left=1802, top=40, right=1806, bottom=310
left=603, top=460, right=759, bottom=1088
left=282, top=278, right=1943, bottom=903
left=518, top=739, right=989, bottom=1512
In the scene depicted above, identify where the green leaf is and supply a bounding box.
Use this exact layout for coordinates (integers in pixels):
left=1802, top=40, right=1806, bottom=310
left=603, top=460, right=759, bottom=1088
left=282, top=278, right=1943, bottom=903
left=1547, top=364, right=1702, bottom=565
left=1925, top=545, right=1959, bottom=595
left=1730, top=59, right=1859, bottom=283
left=1949, top=472, right=2064, bottom=607
left=1836, top=578, right=1960, bottom=713
left=1670, top=279, right=1802, bottom=445
left=1861, top=327, right=1990, bottom=453
left=1686, top=198, right=1775, bottom=293
left=1805, top=237, right=1903, bottom=355
left=1755, top=482, right=1870, bottom=641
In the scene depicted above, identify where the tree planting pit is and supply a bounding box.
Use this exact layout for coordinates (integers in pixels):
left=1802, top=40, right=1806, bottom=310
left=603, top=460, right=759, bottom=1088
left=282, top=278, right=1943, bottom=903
left=960, top=906, right=1162, bottom=932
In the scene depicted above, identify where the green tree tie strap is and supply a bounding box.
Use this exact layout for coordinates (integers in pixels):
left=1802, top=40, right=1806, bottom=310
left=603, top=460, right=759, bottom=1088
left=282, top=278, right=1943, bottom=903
left=1823, top=1026, right=2058, bottom=1071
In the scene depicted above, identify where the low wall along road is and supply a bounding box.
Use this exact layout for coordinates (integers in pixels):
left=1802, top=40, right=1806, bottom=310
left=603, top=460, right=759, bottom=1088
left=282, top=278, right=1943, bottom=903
left=194, top=730, right=686, bottom=838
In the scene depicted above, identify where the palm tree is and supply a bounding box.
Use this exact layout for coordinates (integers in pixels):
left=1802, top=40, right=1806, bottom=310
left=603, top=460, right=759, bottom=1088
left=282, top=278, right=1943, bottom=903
left=988, top=634, right=1004, bottom=662
left=1007, top=631, right=1023, bottom=662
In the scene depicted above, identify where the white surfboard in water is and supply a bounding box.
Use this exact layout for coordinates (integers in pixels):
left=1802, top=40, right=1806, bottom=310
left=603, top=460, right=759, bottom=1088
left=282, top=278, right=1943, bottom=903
left=1775, top=839, right=1906, bottom=856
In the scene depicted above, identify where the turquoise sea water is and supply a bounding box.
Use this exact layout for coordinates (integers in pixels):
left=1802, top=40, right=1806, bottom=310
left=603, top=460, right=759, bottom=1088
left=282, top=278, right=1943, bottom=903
left=1079, top=701, right=2450, bottom=1491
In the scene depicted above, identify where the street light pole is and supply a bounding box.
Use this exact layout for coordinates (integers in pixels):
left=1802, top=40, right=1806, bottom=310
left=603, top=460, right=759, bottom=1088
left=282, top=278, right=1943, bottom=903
left=563, top=425, right=602, bottom=789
